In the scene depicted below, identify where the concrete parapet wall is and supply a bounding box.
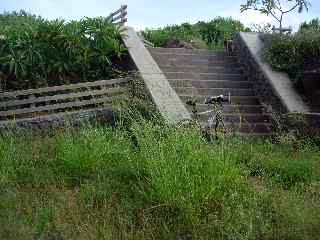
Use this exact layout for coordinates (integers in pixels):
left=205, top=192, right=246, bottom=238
left=122, top=27, right=191, bottom=124
left=234, top=32, right=309, bottom=114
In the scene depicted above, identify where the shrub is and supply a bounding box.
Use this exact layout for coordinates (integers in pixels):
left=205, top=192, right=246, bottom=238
left=300, top=18, right=320, bottom=32
left=142, top=23, right=195, bottom=47
left=264, top=30, right=320, bottom=90
left=141, top=18, right=251, bottom=49
left=0, top=11, right=128, bottom=91
left=198, top=17, right=250, bottom=46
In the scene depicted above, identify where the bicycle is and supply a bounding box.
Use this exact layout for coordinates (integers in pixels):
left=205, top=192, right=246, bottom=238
left=186, top=93, right=231, bottom=139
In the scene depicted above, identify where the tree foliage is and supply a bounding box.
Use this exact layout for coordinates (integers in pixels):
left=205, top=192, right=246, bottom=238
left=240, top=0, right=311, bottom=28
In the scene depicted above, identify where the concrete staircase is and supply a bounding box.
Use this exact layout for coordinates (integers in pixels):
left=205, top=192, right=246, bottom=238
left=148, top=47, right=272, bottom=136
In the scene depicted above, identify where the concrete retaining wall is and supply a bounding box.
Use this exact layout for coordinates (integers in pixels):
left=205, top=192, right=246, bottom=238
left=0, top=107, right=115, bottom=135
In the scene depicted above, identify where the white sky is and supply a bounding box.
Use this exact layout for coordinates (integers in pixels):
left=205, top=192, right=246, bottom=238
left=0, top=0, right=319, bottom=31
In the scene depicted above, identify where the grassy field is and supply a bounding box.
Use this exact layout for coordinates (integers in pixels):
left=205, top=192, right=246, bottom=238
left=0, top=121, right=319, bottom=240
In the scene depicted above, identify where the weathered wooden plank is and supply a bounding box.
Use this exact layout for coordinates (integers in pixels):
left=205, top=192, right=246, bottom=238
left=0, top=78, right=130, bottom=98
left=112, top=14, right=125, bottom=22
left=108, top=7, right=124, bottom=18
left=107, top=5, right=127, bottom=21
left=0, top=95, right=123, bottom=117
left=0, top=87, right=125, bottom=108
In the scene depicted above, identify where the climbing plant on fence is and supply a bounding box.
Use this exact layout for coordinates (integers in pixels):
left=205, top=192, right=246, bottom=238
left=0, top=11, right=128, bottom=91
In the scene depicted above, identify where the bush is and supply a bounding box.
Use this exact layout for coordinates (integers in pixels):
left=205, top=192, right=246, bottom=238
left=198, top=17, right=250, bottom=46
left=141, top=17, right=251, bottom=49
left=300, top=18, right=320, bottom=33
left=264, top=30, right=320, bottom=90
left=0, top=11, right=128, bottom=91
left=142, top=23, right=195, bottom=47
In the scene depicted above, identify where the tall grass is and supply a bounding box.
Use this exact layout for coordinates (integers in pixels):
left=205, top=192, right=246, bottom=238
left=0, top=121, right=319, bottom=239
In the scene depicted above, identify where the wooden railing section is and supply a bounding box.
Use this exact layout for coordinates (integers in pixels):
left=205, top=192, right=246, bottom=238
left=0, top=78, right=131, bottom=120
left=107, top=5, right=128, bottom=25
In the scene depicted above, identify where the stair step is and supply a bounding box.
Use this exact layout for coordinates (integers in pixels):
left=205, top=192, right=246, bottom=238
left=201, top=122, right=271, bottom=134
left=151, top=57, right=240, bottom=67
left=169, top=79, right=252, bottom=89
left=235, top=132, right=273, bottom=138
left=165, top=72, right=243, bottom=81
left=174, top=87, right=255, bottom=96
left=151, top=53, right=237, bottom=62
left=310, top=105, right=320, bottom=113
left=179, top=95, right=261, bottom=105
left=149, top=51, right=237, bottom=62
left=186, top=104, right=265, bottom=114
left=197, top=113, right=269, bottom=123
left=159, top=65, right=242, bottom=74
left=222, top=114, right=270, bottom=123
left=148, top=47, right=227, bottom=56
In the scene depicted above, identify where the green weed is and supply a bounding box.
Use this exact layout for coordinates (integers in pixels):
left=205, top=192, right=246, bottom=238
left=0, top=122, right=319, bottom=239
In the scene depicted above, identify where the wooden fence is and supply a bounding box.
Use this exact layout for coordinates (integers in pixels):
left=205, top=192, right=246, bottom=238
left=0, top=78, right=131, bottom=121
left=107, top=5, right=127, bottom=25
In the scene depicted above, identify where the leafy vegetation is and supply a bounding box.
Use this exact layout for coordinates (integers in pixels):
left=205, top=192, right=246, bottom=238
left=300, top=18, right=320, bottom=32
left=0, top=119, right=319, bottom=239
left=198, top=17, right=251, bottom=46
left=264, top=21, right=320, bottom=90
left=142, top=18, right=250, bottom=49
left=0, top=11, right=128, bottom=91
left=241, top=0, right=311, bottom=29
left=142, top=23, right=195, bottom=48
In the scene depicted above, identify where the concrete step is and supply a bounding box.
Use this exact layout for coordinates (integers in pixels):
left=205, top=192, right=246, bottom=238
left=151, top=53, right=238, bottom=62
left=149, top=50, right=237, bottom=61
left=179, top=95, right=261, bottom=105
left=186, top=104, right=265, bottom=114
left=169, top=79, right=252, bottom=89
left=174, top=87, right=255, bottom=97
left=229, top=122, right=271, bottom=134
left=159, top=65, right=242, bottom=74
left=238, top=132, right=273, bottom=138
left=165, top=72, right=243, bottom=81
left=197, top=113, right=269, bottom=123
left=200, top=121, right=271, bottom=134
left=152, top=57, right=241, bottom=67
left=310, top=105, right=320, bottom=113
left=148, top=47, right=227, bottom=56
left=194, top=112, right=270, bottom=124
left=222, top=114, right=270, bottom=123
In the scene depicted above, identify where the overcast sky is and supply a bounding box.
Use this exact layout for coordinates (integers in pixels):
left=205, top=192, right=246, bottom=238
left=0, top=0, right=319, bottom=30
